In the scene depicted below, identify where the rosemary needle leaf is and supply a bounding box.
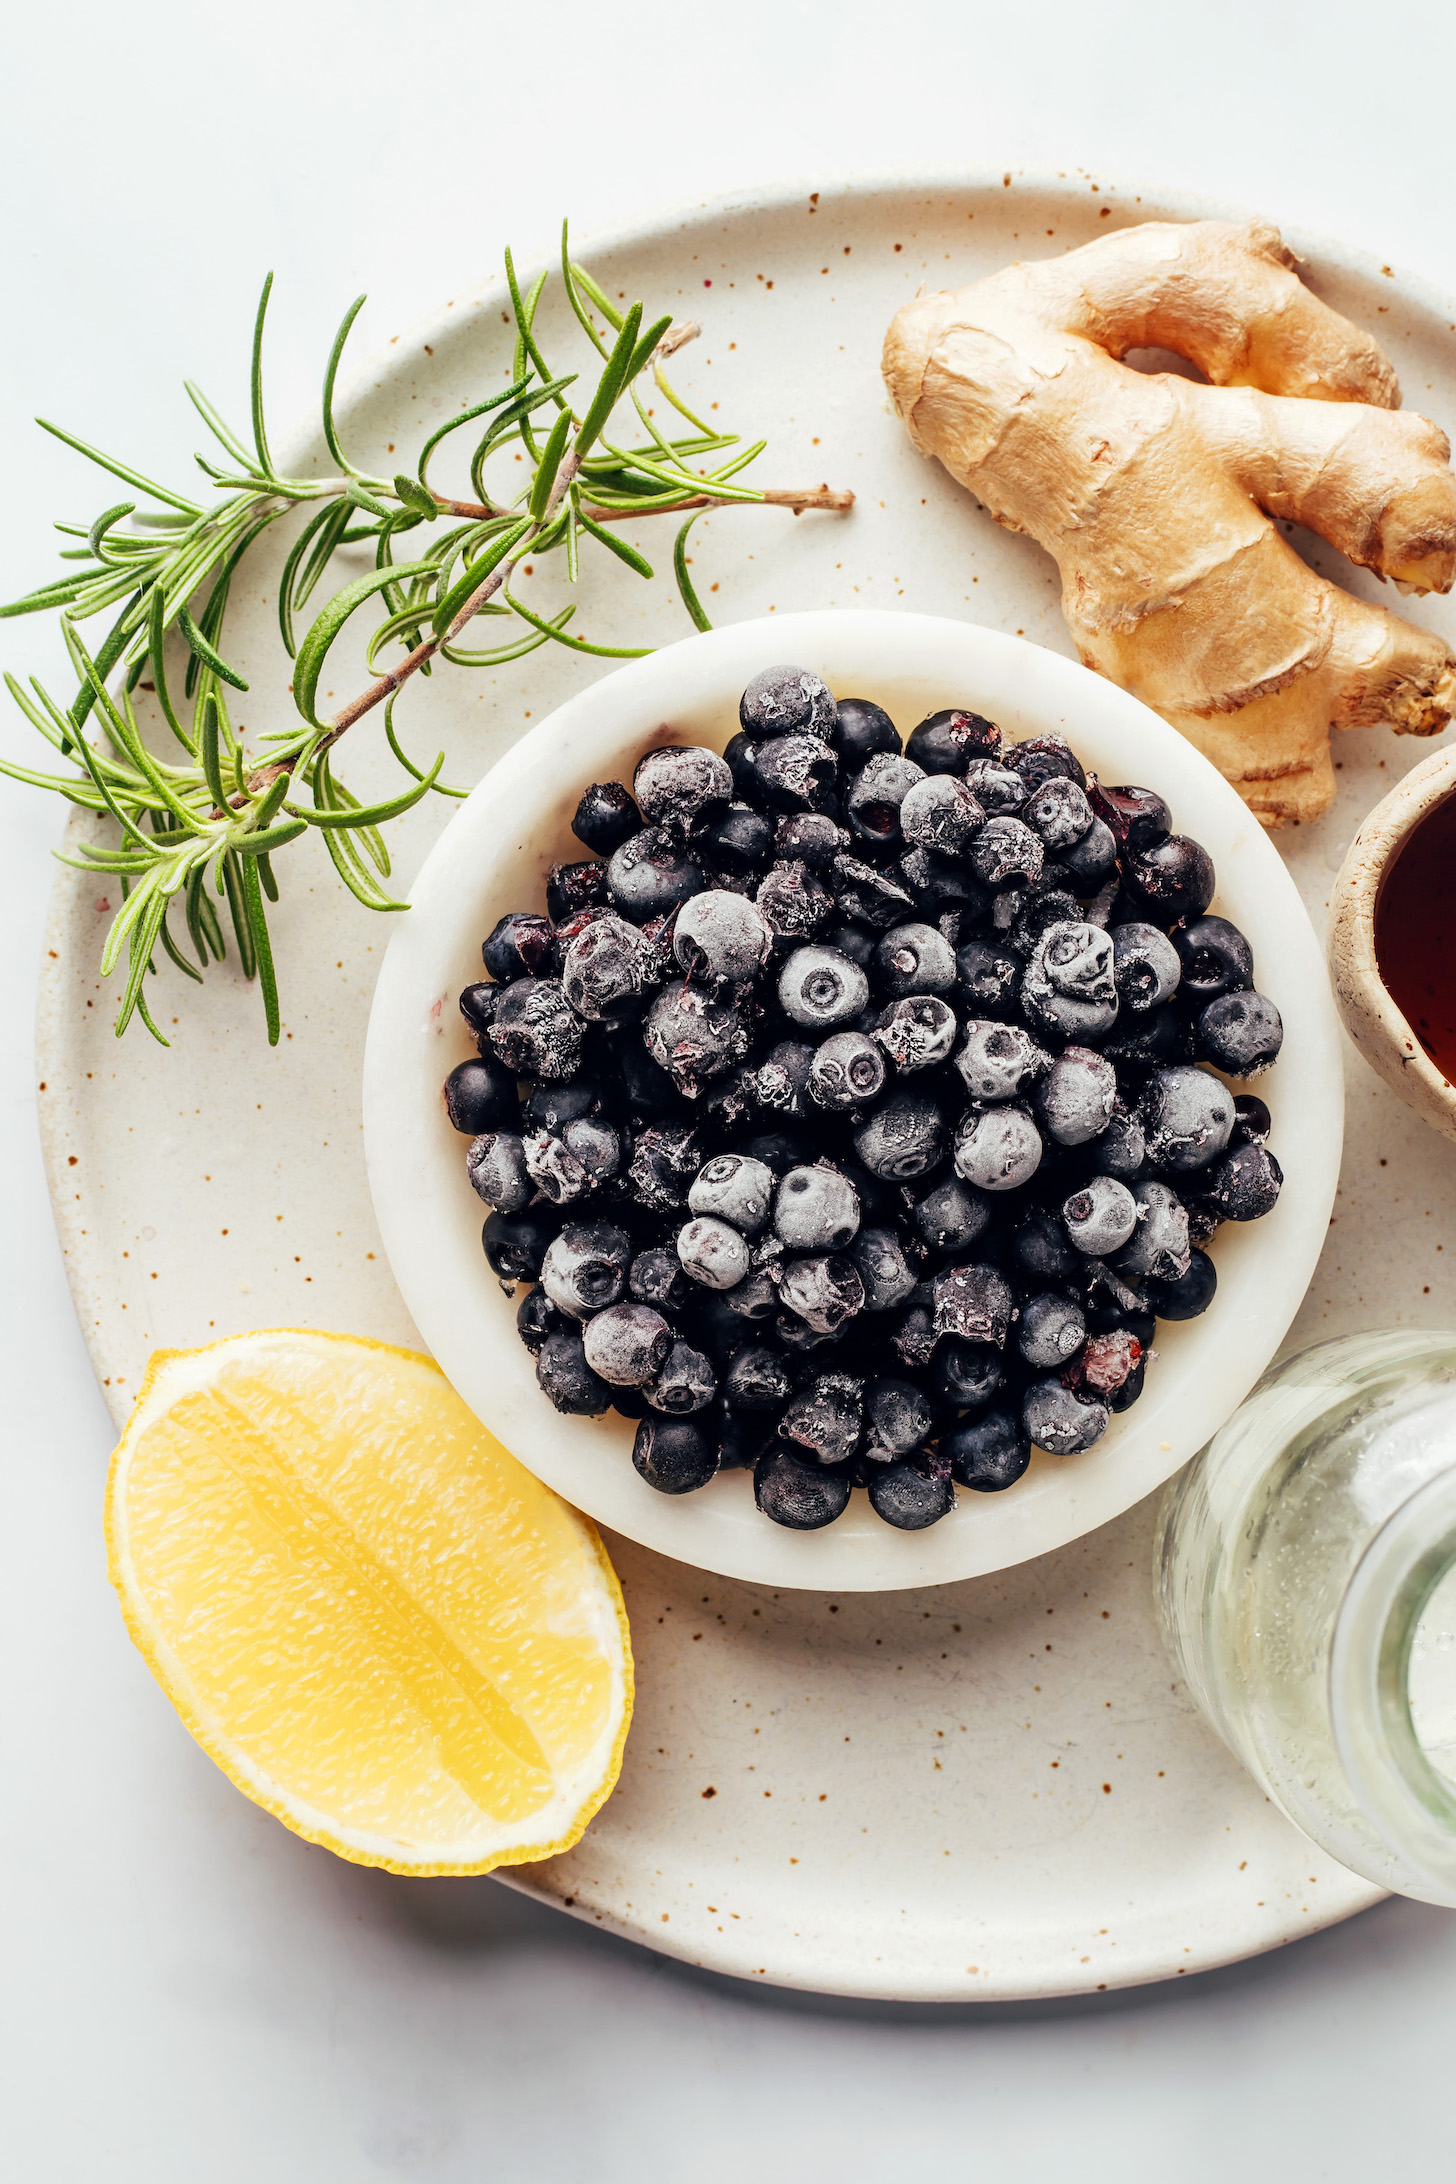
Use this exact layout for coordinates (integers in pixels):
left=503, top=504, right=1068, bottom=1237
left=292, top=559, right=436, bottom=726
left=250, top=272, right=277, bottom=483
left=322, top=294, right=368, bottom=475
left=673, top=511, right=714, bottom=632
left=577, top=506, right=653, bottom=579
left=239, top=852, right=281, bottom=1044
left=177, top=604, right=249, bottom=692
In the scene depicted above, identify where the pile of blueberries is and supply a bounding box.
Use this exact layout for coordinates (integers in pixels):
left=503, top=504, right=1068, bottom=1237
left=443, top=666, right=1284, bottom=1532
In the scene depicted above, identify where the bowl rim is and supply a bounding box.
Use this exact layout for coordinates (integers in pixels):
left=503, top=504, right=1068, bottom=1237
left=363, top=608, right=1344, bottom=1591
left=1328, top=744, right=1456, bottom=1146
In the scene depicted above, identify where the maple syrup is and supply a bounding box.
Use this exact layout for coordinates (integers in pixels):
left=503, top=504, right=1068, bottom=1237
left=1375, top=788, right=1456, bottom=1082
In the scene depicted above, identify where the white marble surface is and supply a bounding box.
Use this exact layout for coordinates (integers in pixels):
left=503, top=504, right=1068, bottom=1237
left=6, top=1, right=1456, bottom=2173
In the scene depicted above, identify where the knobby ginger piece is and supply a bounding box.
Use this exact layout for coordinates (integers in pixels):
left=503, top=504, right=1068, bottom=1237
left=882, top=218, right=1456, bottom=825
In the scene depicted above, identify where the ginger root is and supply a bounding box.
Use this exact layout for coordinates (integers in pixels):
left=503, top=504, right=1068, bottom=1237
left=882, top=218, right=1456, bottom=824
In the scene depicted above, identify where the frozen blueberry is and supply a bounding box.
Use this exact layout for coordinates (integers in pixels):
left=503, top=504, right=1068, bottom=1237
left=931, top=1262, right=1014, bottom=1347
left=1098, top=1101, right=1147, bottom=1180
left=780, top=1373, right=864, bottom=1466
left=868, top=1454, right=954, bottom=1529
left=572, top=780, right=640, bottom=856
left=747, top=1040, right=815, bottom=1116
left=1023, top=1377, right=1109, bottom=1455
left=1171, top=915, right=1253, bottom=1005
left=723, top=1346, right=794, bottom=1412
left=486, top=979, right=584, bottom=1081
left=849, top=1226, right=919, bottom=1312
left=481, top=911, right=554, bottom=983
left=626, top=1117, right=702, bottom=1206
left=808, top=1031, right=887, bottom=1111
left=1112, top=923, right=1181, bottom=1012
left=536, top=1330, right=612, bottom=1415
left=1020, top=921, right=1118, bottom=1043
left=644, top=982, right=750, bottom=1096
left=1196, top=991, right=1284, bottom=1077
left=946, top=1408, right=1031, bottom=1491
left=906, top=708, right=1002, bottom=773
left=459, top=982, right=500, bottom=1039
left=832, top=696, right=901, bottom=767
left=702, top=803, right=775, bottom=875
left=444, top=1054, right=520, bottom=1134
left=1058, top=816, right=1119, bottom=893
left=898, top=849, right=989, bottom=926
left=1036, top=1047, right=1117, bottom=1146
left=953, top=1105, right=1042, bottom=1192
left=688, top=1153, right=775, bottom=1234
left=1140, top=1065, right=1235, bottom=1173
left=1102, top=1004, right=1187, bottom=1078
left=773, top=813, right=846, bottom=872
left=931, top=1339, right=1005, bottom=1410
left=874, top=995, right=958, bottom=1074
left=1018, top=1291, right=1087, bottom=1370
left=774, top=1165, right=861, bottom=1251
left=1089, top=782, right=1171, bottom=853
left=754, top=1449, right=851, bottom=1528
left=1025, top=776, right=1094, bottom=849
left=854, top=1090, right=948, bottom=1181
left=844, top=752, right=927, bottom=847
left=912, top=1174, right=991, bottom=1254
left=1012, top=1206, right=1081, bottom=1286
left=954, top=1020, right=1048, bottom=1103
left=1200, top=1142, right=1283, bottom=1222
left=956, top=936, right=1021, bottom=1018
left=899, top=773, right=984, bottom=856
left=563, top=1115, right=620, bottom=1184
left=1065, top=1328, right=1144, bottom=1400
left=629, top=1247, right=690, bottom=1309
left=742, top=734, right=839, bottom=814
left=515, top=1285, right=563, bottom=1356
left=633, top=743, right=732, bottom=833
left=1006, top=732, right=1085, bottom=794
left=778, top=943, right=870, bottom=1030
left=672, top=889, right=774, bottom=985
left=1062, top=1175, right=1138, bottom=1255
left=741, top=1125, right=817, bottom=1176
left=676, top=1216, right=751, bottom=1290
left=830, top=853, right=915, bottom=929
left=873, top=920, right=957, bottom=997
left=582, top=1303, right=673, bottom=1386
left=482, top=1204, right=559, bottom=1285
left=523, top=1079, right=603, bottom=1134
left=1114, top=1178, right=1191, bottom=1280
left=863, top=1377, right=936, bottom=1461
left=740, top=664, right=837, bottom=741
left=545, top=860, right=609, bottom=924
left=963, top=758, right=1027, bottom=816
left=607, top=827, right=704, bottom=921
left=1124, top=834, right=1215, bottom=921
left=646, top=1340, right=718, bottom=1414
left=967, top=814, right=1045, bottom=892
left=466, top=1130, right=532, bottom=1211
left=539, top=1221, right=632, bottom=1317
left=779, top=1253, right=866, bottom=1332
left=1231, top=1093, right=1272, bottom=1146
left=716, top=1407, right=776, bottom=1471
left=886, top=1297, right=939, bottom=1370
left=561, top=912, right=659, bottom=1021
left=755, top=860, right=834, bottom=943
left=634, top=1416, right=718, bottom=1494
left=1145, top=1248, right=1218, bottom=1319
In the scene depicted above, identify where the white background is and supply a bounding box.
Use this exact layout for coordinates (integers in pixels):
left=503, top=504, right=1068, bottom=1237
left=5, top=3, right=1456, bottom=2176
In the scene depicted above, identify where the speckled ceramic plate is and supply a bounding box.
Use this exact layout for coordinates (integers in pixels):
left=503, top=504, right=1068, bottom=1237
left=40, top=169, right=1456, bottom=1997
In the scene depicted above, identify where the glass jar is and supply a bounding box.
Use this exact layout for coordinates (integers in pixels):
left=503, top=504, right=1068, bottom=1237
left=1156, top=1328, right=1456, bottom=1904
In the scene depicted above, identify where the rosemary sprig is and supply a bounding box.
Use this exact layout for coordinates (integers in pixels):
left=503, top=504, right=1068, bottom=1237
left=1, top=221, right=851, bottom=1047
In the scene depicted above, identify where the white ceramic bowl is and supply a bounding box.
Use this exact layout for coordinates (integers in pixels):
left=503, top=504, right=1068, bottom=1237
left=364, top=611, right=1343, bottom=1590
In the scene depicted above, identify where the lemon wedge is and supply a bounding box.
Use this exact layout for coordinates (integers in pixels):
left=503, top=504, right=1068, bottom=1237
left=105, top=1329, right=632, bottom=1874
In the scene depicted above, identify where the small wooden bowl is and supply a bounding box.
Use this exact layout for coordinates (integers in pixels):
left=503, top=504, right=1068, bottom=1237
left=1329, top=744, right=1456, bottom=1144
